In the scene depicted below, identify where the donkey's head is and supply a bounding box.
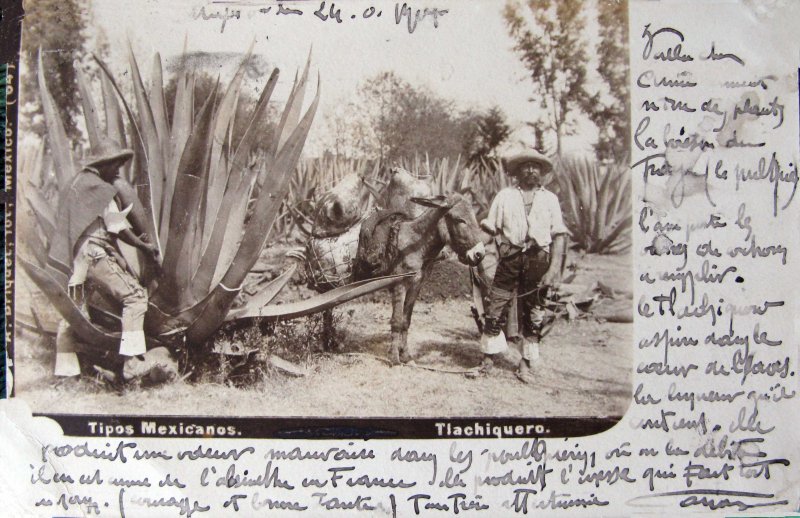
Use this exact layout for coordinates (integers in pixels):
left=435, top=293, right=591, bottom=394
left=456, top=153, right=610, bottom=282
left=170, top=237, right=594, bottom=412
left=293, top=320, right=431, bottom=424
left=410, top=193, right=485, bottom=266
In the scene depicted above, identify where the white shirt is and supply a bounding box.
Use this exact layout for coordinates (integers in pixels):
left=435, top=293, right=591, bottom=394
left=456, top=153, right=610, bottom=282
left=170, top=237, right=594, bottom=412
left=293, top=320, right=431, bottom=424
left=481, top=187, right=568, bottom=250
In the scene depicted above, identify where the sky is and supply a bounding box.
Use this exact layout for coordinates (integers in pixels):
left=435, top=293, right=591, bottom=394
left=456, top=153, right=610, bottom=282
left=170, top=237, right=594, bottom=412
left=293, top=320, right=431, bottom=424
left=87, top=0, right=602, bottom=156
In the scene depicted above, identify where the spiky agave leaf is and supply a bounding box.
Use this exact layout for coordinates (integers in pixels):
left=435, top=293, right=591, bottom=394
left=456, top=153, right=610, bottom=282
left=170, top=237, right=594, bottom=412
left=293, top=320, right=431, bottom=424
left=75, top=67, right=102, bottom=150
left=17, top=142, right=58, bottom=270
left=202, top=44, right=254, bottom=251
left=165, top=69, right=193, bottom=214
left=25, top=188, right=55, bottom=236
left=19, top=140, right=46, bottom=192
left=605, top=162, right=631, bottom=229
left=596, top=164, right=632, bottom=252
left=147, top=52, right=175, bottom=244
left=99, top=71, right=130, bottom=180
left=458, top=161, right=475, bottom=194
left=200, top=164, right=257, bottom=290
left=128, top=42, right=167, bottom=240
left=154, top=83, right=218, bottom=309
left=224, top=264, right=297, bottom=320
left=594, top=163, right=614, bottom=240
left=227, top=273, right=415, bottom=322
left=19, top=257, right=121, bottom=348
left=148, top=66, right=320, bottom=343
left=448, top=156, right=463, bottom=193
left=24, top=231, right=50, bottom=271
left=275, top=49, right=311, bottom=153
left=149, top=53, right=170, bottom=147
left=37, top=50, right=75, bottom=188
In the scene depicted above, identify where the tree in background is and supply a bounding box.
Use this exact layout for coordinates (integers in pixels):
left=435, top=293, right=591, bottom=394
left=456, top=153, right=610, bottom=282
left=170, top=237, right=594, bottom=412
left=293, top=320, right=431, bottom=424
left=321, top=99, right=377, bottom=159
left=584, top=0, right=630, bottom=161
left=367, top=72, right=473, bottom=162
left=530, top=120, right=549, bottom=154
left=21, top=0, right=88, bottom=138
left=504, top=0, right=593, bottom=156
left=463, top=106, right=512, bottom=166
left=328, top=72, right=477, bottom=163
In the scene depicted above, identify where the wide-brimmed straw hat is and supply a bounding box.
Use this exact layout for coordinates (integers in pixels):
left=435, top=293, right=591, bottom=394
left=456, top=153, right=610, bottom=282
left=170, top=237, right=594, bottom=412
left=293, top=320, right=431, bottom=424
left=503, top=151, right=553, bottom=176
left=84, top=137, right=133, bottom=170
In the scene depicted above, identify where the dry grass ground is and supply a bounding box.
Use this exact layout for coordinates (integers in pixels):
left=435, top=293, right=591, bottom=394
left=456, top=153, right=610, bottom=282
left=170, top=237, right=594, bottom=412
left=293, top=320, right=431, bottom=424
left=14, top=251, right=632, bottom=418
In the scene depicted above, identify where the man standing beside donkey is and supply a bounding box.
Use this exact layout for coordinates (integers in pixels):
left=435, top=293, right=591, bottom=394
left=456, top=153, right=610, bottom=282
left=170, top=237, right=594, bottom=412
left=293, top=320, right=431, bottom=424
left=479, top=151, right=568, bottom=384
left=47, top=137, right=160, bottom=378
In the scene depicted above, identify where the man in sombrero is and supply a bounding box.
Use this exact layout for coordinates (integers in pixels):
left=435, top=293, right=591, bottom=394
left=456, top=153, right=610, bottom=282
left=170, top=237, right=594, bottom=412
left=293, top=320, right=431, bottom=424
left=48, top=137, right=159, bottom=377
left=479, top=151, right=568, bottom=384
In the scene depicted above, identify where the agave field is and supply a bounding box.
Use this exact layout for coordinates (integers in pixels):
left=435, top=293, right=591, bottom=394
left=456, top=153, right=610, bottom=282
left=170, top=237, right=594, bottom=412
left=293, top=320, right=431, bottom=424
left=19, top=47, right=406, bottom=359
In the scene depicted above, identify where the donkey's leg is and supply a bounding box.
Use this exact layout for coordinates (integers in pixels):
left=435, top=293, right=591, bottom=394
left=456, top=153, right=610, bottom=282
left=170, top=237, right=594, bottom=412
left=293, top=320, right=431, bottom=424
left=389, top=282, right=408, bottom=365
left=398, top=270, right=428, bottom=363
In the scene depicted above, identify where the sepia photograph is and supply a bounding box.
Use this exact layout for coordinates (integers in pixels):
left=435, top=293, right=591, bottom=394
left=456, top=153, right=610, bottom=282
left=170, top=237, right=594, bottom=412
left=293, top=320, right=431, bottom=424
left=12, top=0, right=632, bottom=427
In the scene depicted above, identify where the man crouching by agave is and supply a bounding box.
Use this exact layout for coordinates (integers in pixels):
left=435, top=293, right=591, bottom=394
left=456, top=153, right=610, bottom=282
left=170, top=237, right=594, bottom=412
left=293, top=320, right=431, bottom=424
left=47, top=137, right=160, bottom=380
left=479, top=152, right=567, bottom=384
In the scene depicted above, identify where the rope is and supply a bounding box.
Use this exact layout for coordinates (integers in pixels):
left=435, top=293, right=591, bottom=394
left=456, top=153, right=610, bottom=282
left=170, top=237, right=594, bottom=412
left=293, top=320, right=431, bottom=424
left=338, top=352, right=481, bottom=375
left=515, top=284, right=550, bottom=299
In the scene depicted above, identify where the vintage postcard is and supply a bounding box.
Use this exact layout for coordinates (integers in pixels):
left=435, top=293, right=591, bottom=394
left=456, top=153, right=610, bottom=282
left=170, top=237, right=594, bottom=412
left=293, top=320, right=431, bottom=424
left=1, top=0, right=798, bottom=516
left=10, top=0, right=632, bottom=430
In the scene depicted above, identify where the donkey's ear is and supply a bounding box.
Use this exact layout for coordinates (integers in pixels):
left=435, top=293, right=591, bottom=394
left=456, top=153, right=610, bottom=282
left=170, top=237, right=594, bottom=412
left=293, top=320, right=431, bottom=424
left=410, top=195, right=450, bottom=209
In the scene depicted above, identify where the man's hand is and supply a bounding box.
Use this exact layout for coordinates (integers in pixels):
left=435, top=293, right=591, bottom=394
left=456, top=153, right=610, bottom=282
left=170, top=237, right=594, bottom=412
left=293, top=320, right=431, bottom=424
left=143, top=242, right=161, bottom=270
left=138, top=233, right=159, bottom=257
left=127, top=230, right=160, bottom=265
left=540, top=233, right=567, bottom=288
left=540, top=267, right=561, bottom=288
left=545, top=233, right=567, bottom=286
left=145, top=242, right=160, bottom=260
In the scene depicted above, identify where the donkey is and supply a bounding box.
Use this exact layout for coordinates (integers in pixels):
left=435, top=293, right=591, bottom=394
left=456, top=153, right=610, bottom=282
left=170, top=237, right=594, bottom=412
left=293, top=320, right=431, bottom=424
left=354, top=192, right=486, bottom=364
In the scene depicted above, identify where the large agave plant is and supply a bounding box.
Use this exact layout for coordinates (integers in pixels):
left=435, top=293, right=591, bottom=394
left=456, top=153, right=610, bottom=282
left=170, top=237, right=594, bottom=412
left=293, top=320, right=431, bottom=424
left=20, top=47, right=406, bottom=354
left=555, top=157, right=631, bottom=254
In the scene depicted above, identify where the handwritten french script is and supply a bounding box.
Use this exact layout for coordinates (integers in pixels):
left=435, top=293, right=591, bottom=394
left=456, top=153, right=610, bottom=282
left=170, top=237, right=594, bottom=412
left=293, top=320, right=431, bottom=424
left=630, top=12, right=796, bottom=513
left=194, top=2, right=448, bottom=33
left=27, top=438, right=643, bottom=516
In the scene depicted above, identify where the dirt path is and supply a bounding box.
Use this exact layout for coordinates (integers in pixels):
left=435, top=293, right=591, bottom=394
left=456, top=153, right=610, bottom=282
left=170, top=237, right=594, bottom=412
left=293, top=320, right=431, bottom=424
left=16, top=253, right=632, bottom=418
